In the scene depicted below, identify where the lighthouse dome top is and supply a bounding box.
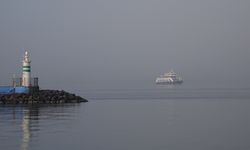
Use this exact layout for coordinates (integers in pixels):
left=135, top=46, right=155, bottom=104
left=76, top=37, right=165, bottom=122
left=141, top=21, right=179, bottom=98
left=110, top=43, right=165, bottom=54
left=23, top=50, right=31, bottom=63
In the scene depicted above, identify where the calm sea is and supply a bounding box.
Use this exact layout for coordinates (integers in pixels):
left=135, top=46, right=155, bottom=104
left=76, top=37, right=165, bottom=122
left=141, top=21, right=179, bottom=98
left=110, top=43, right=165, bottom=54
left=1, top=84, right=250, bottom=150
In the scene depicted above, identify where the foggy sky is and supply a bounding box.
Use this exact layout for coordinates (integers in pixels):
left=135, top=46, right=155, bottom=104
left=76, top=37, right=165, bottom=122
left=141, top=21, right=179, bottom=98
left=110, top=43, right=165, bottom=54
left=0, top=0, right=250, bottom=89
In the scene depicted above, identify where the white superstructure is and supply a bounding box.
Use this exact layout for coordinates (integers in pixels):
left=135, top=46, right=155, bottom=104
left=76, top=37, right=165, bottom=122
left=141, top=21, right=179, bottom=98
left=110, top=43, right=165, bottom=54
left=22, top=51, right=31, bottom=87
left=156, top=70, right=183, bottom=84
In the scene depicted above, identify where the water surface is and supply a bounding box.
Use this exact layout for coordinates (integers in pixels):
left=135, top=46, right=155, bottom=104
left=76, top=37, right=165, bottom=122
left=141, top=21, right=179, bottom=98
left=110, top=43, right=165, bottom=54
left=1, top=87, right=250, bottom=150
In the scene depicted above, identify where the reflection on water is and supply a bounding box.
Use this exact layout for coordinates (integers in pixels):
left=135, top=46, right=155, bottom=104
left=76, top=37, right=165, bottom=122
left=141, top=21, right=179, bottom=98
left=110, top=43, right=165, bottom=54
left=0, top=104, right=81, bottom=150
left=21, top=110, right=30, bottom=150
left=21, top=106, right=39, bottom=150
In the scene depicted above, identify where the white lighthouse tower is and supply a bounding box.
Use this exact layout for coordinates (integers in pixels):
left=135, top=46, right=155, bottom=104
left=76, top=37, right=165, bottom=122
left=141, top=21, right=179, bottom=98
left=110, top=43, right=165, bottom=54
left=22, top=51, right=31, bottom=87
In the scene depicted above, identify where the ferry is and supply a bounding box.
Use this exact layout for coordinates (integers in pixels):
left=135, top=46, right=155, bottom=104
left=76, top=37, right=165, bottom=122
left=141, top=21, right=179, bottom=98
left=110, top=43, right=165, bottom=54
left=156, top=70, right=183, bottom=84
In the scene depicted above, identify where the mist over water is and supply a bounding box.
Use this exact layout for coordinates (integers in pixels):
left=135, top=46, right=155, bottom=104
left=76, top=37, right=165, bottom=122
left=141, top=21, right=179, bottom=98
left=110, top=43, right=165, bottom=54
left=1, top=1, right=250, bottom=150
left=0, top=0, right=250, bottom=89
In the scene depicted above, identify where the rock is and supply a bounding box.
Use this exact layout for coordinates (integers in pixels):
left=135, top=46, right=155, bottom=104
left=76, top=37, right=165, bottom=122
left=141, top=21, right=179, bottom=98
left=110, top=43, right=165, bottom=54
left=0, top=89, right=88, bottom=104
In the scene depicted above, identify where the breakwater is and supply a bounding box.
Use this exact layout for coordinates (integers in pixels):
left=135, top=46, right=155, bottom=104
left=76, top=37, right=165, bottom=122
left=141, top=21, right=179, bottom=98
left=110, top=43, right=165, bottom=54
left=0, top=90, right=88, bottom=104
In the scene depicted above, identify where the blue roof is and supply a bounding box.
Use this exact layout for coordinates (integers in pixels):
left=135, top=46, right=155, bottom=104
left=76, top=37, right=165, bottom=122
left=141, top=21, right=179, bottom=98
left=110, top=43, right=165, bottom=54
left=0, top=87, right=15, bottom=94
left=0, top=86, right=29, bottom=94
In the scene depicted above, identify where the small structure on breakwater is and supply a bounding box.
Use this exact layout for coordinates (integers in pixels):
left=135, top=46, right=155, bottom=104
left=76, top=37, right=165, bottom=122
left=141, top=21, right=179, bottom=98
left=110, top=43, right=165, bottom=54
left=0, top=51, right=39, bottom=94
left=0, top=50, right=88, bottom=104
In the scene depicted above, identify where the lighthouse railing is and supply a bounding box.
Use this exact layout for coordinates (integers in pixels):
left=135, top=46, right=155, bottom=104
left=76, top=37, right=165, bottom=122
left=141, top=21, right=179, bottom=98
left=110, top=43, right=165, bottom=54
left=12, top=77, right=39, bottom=87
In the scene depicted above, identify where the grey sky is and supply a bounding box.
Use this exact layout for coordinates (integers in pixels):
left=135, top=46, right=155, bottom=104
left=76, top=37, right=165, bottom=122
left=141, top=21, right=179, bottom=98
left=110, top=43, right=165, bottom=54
left=0, top=0, right=250, bottom=89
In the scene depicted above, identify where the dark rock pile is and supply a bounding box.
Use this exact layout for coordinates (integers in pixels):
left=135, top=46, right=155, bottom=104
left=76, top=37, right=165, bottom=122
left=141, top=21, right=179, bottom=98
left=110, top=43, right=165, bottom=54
left=0, top=90, right=88, bottom=104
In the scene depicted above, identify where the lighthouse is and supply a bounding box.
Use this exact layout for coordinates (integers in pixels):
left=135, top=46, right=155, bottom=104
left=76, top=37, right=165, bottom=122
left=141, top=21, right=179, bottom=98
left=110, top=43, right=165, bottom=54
left=0, top=50, right=39, bottom=94
left=22, top=51, right=31, bottom=87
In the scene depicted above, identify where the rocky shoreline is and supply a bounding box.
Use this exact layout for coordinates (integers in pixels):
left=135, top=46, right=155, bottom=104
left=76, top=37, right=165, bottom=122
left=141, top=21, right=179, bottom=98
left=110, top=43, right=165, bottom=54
left=0, top=90, right=88, bottom=104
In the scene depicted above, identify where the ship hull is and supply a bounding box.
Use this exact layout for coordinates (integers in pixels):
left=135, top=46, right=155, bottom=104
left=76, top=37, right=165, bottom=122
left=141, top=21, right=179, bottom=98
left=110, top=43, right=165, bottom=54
left=156, top=81, right=183, bottom=84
